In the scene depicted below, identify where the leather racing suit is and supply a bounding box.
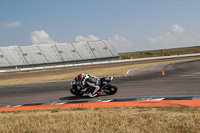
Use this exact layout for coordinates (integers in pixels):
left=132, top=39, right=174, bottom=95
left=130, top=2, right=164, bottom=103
left=80, top=74, right=100, bottom=97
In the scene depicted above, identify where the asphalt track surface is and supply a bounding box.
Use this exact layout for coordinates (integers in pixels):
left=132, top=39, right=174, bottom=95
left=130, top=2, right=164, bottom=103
left=0, top=59, right=200, bottom=106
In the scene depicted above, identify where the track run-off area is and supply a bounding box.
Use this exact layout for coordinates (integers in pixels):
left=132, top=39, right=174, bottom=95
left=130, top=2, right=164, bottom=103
left=0, top=56, right=200, bottom=111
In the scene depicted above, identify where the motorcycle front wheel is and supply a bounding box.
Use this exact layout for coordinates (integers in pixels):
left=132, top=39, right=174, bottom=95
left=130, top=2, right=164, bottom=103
left=70, top=85, right=84, bottom=96
left=70, top=89, right=84, bottom=96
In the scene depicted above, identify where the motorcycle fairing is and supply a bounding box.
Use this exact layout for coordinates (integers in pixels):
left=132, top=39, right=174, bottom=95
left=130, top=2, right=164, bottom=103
left=101, top=77, right=113, bottom=87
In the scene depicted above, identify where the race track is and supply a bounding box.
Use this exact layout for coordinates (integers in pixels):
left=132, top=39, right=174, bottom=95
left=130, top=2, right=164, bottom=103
left=0, top=59, right=200, bottom=106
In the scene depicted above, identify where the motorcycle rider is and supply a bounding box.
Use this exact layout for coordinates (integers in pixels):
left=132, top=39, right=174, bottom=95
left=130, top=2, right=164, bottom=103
left=76, top=73, right=100, bottom=97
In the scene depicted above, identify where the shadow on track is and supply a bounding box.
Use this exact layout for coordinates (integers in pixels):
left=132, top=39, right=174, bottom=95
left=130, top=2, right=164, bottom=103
left=59, top=96, right=89, bottom=100
left=59, top=94, right=109, bottom=101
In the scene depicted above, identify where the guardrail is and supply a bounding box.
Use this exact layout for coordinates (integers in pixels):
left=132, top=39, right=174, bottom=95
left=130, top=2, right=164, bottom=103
left=0, top=53, right=200, bottom=73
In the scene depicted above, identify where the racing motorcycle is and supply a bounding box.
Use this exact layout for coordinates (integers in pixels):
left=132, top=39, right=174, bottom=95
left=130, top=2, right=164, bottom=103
left=70, top=77, right=118, bottom=97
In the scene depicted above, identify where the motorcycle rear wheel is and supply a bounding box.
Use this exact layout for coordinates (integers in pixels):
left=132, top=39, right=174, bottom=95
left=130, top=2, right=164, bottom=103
left=103, top=84, right=118, bottom=95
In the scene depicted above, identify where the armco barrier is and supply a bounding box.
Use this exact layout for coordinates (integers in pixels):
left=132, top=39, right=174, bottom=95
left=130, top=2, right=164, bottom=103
left=0, top=53, right=200, bottom=73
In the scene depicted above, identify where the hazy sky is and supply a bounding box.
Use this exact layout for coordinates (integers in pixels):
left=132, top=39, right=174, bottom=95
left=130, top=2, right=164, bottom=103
left=1, top=0, right=200, bottom=52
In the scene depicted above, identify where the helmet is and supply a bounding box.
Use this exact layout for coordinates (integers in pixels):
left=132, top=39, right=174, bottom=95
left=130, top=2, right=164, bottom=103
left=77, top=73, right=85, bottom=81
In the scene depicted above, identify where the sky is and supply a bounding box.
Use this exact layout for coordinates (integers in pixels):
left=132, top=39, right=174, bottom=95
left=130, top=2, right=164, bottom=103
left=0, top=0, right=200, bottom=53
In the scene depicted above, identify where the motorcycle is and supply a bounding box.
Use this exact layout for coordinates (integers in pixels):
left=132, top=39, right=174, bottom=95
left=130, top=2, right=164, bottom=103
left=70, top=77, right=118, bottom=97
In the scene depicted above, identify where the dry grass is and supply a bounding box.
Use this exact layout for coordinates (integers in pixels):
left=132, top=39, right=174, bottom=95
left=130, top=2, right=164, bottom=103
left=0, top=107, right=200, bottom=133
left=121, top=48, right=200, bottom=59
left=1, top=57, right=200, bottom=86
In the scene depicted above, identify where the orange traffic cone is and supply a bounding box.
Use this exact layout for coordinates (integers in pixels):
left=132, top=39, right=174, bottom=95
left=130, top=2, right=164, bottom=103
left=162, top=70, right=165, bottom=75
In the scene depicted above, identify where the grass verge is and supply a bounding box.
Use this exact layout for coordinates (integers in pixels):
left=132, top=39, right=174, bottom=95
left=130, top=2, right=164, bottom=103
left=0, top=107, right=200, bottom=133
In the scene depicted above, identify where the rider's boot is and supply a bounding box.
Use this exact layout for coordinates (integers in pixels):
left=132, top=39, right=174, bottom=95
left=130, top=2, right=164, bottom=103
left=88, top=86, right=100, bottom=97
left=93, top=86, right=100, bottom=94
left=88, top=92, right=97, bottom=97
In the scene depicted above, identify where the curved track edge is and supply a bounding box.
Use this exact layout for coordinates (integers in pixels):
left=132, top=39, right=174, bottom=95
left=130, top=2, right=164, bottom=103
left=0, top=97, right=200, bottom=112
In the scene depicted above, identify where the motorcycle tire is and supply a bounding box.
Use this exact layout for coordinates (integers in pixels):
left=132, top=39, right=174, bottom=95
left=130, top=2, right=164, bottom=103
left=70, top=89, right=84, bottom=96
left=104, top=84, right=118, bottom=95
